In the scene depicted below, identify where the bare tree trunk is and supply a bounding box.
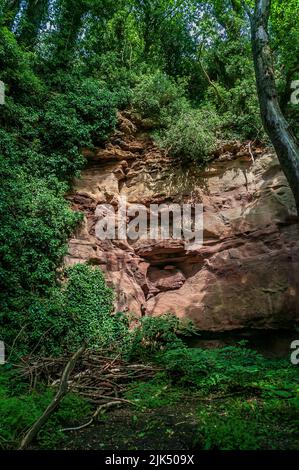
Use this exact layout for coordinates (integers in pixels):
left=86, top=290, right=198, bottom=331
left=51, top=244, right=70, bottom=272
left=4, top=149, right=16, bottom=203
left=250, top=0, right=299, bottom=213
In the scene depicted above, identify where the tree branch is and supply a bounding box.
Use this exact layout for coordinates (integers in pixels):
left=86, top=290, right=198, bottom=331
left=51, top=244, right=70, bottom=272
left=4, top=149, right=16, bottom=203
left=19, top=346, right=85, bottom=450
left=198, top=60, right=222, bottom=102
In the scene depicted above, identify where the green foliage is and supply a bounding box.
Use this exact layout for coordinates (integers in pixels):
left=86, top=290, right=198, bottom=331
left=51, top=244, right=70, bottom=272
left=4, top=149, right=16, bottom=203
left=1, top=0, right=299, bottom=451
left=194, top=13, right=264, bottom=140
left=0, top=28, right=119, bottom=351
left=0, top=27, right=46, bottom=103
left=132, top=71, right=186, bottom=124
left=10, top=264, right=128, bottom=356
left=132, top=72, right=220, bottom=164
left=213, top=79, right=263, bottom=140
left=196, top=394, right=299, bottom=450
left=0, top=154, right=81, bottom=350
left=1, top=2, right=296, bottom=347
left=196, top=400, right=264, bottom=450
left=271, top=0, right=299, bottom=139
left=42, top=78, right=117, bottom=151
left=0, top=368, right=91, bottom=449
left=157, top=105, right=220, bottom=164
left=123, top=340, right=299, bottom=450
left=149, top=340, right=299, bottom=401
left=128, top=313, right=197, bottom=359
left=125, top=376, right=183, bottom=410
left=122, top=339, right=299, bottom=450
left=158, top=348, right=208, bottom=386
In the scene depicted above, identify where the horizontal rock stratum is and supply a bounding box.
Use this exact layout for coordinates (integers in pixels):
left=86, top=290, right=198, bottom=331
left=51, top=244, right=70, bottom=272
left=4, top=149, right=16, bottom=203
left=65, top=112, right=299, bottom=331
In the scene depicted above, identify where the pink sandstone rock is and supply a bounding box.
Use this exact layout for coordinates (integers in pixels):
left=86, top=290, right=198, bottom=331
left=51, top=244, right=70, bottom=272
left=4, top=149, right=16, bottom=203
left=65, top=113, right=299, bottom=330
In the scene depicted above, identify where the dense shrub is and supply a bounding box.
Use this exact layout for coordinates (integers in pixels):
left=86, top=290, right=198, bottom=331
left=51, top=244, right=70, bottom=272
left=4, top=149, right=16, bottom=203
left=42, top=78, right=118, bottom=151
left=196, top=400, right=264, bottom=450
left=7, top=264, right=129, bottom=356
left=0, top=27, right=46, bottom=105
left=132, top=71, right=187, bottom=124
left=157, top=107, right=220, bottom=165
left=206, top=79, right=264, bottom=141
left=156, top=105, right=220, bottom=165
left=0, top=29, right=120, bottom=352
left=131, top=71, right=220, bottom=165
left=0, top=158, right=82, bottom=351
left=128, top=313, right=197, bottom=360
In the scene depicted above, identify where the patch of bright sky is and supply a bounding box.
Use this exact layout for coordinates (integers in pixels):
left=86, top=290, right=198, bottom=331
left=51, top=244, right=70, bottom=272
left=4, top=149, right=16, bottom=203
left=12, top=0, right=27, bottom=33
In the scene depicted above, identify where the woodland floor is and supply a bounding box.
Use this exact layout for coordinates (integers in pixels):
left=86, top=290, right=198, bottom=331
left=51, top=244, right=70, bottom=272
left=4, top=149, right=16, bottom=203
left=55, top=393, right=299, bottom=451
left=59, top=397, right=199, bottom=450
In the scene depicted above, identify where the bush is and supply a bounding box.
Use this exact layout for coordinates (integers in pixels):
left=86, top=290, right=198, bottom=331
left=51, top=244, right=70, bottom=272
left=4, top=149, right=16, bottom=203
left=159, top=348, right=208, bottom=386
left=196, top=400, right=263, bottom=450
left=24, top=264, right=128, bottom=355
left=0, top=27, right=46, bottom=105
left=132, top=71, right=186, bottom=124
left=42, top=78, right=117, bottom=152
left=207, top=79, right=264, bottom=141
left=131, top=72, right=220, bottom=166
left=2, top=263, right=127, bottom=357
left=156, top=105, right=220, bottom=165
left=0, top=156, right=82, bottom=350
left=196, top=394, right=299, bottom=450
left=0, top=38, right=119, bottom=354
left=128, top=313, right=197, bottom=360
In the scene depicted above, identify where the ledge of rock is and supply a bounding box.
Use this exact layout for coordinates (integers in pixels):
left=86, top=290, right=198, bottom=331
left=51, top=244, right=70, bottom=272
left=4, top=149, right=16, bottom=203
left=65, top=112, right=299, bottom=331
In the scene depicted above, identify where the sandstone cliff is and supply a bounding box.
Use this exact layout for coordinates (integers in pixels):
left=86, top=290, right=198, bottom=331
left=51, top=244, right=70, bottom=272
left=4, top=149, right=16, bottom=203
left=65, top=112, right=299, bottom=331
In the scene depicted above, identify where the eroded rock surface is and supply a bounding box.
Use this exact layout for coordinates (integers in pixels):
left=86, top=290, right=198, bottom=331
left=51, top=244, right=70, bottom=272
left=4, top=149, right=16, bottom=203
left=65, top=112, right=299, bottom=330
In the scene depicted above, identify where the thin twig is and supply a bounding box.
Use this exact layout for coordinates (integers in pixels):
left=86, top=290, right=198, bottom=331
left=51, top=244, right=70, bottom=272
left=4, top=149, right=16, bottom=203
left=7, top=324, right=28, bottom=362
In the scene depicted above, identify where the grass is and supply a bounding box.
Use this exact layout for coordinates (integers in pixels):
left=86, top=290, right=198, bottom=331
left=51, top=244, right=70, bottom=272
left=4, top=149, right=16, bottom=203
left=0, top=366, right=91, bottom=449
left=1, top=343, right=299, bottom=450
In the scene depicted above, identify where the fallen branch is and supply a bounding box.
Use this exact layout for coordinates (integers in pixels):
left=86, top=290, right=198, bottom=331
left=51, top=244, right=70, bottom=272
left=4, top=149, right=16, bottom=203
left=18, top=353, right=159, bottom=404
left=19, top=346, right=85, bottom=450
left=61, top=401, right=123, bottom=432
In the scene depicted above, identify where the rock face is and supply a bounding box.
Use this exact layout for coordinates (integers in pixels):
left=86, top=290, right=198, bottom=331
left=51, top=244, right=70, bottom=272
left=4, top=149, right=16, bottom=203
left=65, top=112, right=299, bottom=330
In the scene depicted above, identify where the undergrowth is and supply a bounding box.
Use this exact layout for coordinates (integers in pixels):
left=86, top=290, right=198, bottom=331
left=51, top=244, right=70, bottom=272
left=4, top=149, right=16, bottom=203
left=2, top=309, right=298, bottom=450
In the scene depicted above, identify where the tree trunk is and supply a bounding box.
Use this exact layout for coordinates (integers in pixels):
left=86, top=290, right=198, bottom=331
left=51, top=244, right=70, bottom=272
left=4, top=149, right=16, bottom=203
left=18, top=0, right=48, bottom=48
left=251, top=0, right=299, bottom=213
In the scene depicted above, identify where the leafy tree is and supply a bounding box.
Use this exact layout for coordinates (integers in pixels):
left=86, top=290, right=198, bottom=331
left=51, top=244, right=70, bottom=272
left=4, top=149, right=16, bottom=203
left=271, top=0, right=299, bottom=113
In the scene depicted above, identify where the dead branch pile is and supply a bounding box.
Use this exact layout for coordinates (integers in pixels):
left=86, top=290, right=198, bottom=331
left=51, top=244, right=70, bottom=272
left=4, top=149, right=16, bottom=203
left=17, top=351, right=160, bottom=404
